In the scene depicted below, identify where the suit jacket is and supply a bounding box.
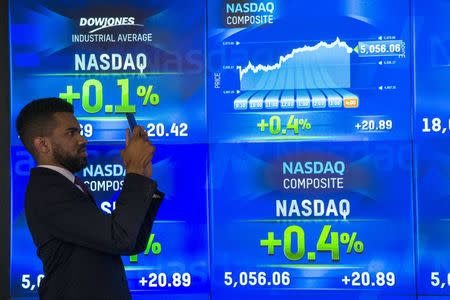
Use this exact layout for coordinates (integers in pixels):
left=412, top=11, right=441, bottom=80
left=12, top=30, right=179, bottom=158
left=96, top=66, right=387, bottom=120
left=25, top=167, right=164, bottom=300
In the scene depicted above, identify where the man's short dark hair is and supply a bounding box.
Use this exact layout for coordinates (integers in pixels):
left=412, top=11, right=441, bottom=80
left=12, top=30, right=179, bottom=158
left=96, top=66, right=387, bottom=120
left=16, top=98, right=74, bottom=157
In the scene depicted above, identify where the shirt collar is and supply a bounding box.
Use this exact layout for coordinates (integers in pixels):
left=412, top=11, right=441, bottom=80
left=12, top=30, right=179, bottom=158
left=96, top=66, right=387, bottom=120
left=37, top=165, right=75, bottom=183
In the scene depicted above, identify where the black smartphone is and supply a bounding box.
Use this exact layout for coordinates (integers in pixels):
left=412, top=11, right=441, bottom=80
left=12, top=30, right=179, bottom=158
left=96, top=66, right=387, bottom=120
left=125, top=113, right=137, bottom=130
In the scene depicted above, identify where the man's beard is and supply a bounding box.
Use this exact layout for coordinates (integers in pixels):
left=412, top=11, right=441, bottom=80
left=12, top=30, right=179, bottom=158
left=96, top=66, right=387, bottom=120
left=52, top=143, right=87, bottom=173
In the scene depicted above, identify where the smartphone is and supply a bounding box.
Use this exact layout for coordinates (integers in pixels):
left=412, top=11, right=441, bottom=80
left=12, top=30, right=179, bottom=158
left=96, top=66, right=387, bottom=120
left=125, top=113, right=137, bottom=130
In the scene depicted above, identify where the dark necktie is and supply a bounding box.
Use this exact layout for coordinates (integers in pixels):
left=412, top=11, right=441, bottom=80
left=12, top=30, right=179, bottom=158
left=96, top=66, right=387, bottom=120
left=74, top=176, right=91, bottom=196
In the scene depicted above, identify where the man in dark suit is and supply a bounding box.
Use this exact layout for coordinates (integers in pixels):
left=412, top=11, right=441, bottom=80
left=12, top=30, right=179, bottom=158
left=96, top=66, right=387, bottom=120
left=16, top=98, right=164, bottom=300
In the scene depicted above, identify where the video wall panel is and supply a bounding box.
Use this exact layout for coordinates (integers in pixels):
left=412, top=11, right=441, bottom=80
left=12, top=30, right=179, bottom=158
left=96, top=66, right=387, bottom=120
left=208, top=0, right=411, bottom=142
left=414, top=0, right=450, bottom=298
left=10, top=1, right=208, bottom=299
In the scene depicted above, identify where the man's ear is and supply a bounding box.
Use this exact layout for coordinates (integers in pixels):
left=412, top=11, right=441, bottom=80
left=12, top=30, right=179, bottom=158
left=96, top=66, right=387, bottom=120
left=33, top=137, right=51, bottom=155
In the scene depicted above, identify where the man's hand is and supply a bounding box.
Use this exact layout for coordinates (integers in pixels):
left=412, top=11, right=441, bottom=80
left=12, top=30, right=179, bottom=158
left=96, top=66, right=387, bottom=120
left=120, top=126, right=155, bottom=176
left=143, top=162, right=153, bottom=178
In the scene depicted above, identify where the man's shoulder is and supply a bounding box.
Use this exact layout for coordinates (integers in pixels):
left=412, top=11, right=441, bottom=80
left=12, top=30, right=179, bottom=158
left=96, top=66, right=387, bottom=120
left=29, top=167, right=72, bottom=184
left=25, top=169, right=77, bottom=218
left=27, top=167, right=75, bottom=199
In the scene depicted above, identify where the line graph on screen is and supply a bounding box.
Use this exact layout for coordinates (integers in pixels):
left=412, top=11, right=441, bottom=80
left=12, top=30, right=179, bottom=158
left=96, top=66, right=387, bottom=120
left=234, top=38, right=359, bottom=111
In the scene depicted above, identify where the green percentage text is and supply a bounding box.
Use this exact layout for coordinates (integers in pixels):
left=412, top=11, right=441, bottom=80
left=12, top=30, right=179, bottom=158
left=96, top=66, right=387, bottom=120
left=59, top=78, right=160, bottom=114
left=130, top=233, right=162, bottom=263
left=257, top=115, right=312, bottom=135
left=260, top=225, right=364, bottom=262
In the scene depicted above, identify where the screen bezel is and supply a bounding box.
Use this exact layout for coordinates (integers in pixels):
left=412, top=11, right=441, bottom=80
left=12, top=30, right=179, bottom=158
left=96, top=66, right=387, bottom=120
left=1, top=0, right=11, bottom=298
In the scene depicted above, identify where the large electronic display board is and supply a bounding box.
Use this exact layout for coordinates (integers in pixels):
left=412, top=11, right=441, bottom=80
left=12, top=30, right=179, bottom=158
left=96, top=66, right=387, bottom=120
left=7, top=0, right=450, bottom=299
